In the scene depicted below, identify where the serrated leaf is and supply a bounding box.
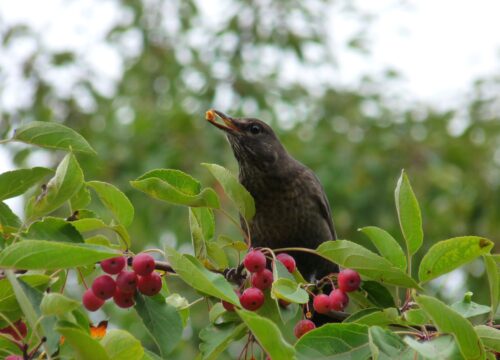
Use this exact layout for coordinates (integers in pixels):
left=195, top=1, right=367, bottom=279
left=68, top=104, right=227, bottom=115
left=395, top=170, right=423, bottom=256
left=317, top=240, right=421, bottom=289
left=40, top=292, right=80, bottom=316
left=57, top=323, right=110, bottom=360
left=483, top=255, right=499, bottom=319
left=237, top=309, right=295, bottom=360
left=359, top=226, right=407, bottom=270
left=416, top=295, right=485, bottom=360
left=271, top=278, right=309, bottom=304
left=23, top=217, right=83, bottom=243
left=404, top=335, right=463, bottom=360
left=418, top=236, right=494, bottom=283
left=0, top=240, right=120, bottom=269
left=369, top=326, right=412, bottom=360
left=475, top=325, right=500, bottom=352
left=165, top=246, right=239, bottom=305
left=130, top=169, right=219, bottom=208
left=199, top=323, right=246, bottom=360
left=135, top=294, right=183, bottom=357
left=202, top=163, right=255, bottom=221
left=295, top=323, right=370, bottom=360
left=87, top=181, right=134, bottom=227
left=101, top=329, right=144, bottom=360
left=13, top=121, right=96, bottom=154
left=26, top=153, right=84, bottom=218
left=0, top=167, right=53, bottom=200
left=0, top=201, right=21, bottom=232
left=360, top=281, right=396, bottom=308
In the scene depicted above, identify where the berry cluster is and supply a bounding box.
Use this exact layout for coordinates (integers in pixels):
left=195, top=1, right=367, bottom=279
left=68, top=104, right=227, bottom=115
left=312, top=269, right=361, bottom=314
left=222, top=250, right=296, bottom=312
left=82, top=253, right=162, bottom=311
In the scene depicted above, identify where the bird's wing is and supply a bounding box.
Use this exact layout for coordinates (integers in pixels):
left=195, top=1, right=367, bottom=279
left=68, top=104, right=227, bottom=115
left=306, top=170, right=338, bottom=241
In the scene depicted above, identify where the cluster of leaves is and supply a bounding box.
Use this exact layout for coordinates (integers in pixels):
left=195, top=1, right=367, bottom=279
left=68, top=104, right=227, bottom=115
left=0, top=122, right=499, bottom=359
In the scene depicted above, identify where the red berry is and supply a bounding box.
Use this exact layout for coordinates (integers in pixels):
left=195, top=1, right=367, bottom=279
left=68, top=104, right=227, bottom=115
left=239, top=287, right=265, bottom=311
left=222, top=290, right=241, bottom=312
left=0, top=320, right=27, bottom=341
left=5, top=356, right=23, bottom=360
left=82, top=288, right=105, bottom=311
left=251, top=269, right=274, bottom=290
left=329, top=289, right=349, bottom=311
left=243, top=250, right=267, bottom=273
left=338, top=269, right=361, bottom=292
left=294, top=319, right=315, bottom=338
left=132, top=253, right=155, bottom=276
left=113, top=289, right=135, bottom=308
left=313, top=294, right=331, bottom=314
left=276, top=253, right=296, bottom=273
left=116, top=270, right=138, bottom=294
left=137, top=272, right=162, bottom=296
left=100, top=256, right=126, bottom=274
left=91, top=275, right=116, bottom=300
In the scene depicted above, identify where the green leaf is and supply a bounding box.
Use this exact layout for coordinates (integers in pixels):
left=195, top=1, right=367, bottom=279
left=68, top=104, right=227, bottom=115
left=403, top=309, right=430, bottom=326
left=56, top=323, right=110, bottom=360
left=483, top=255, right=499, bottom=319
left=101, top=329, right=144, bottom=360
left=0, top=201, right=21, bottom=232
left=0, top=167, right=53, bottom=200
left=345, top=308, right=401, bottom=326
left=0, top=240, right=121, bottom=269
left=87, top=181, right=134, bottom=227
left=71, top=217, right=108, bottom=232
left=369, top=326, right=411, bottom=360
left=165, top=246, right=239, bottom=305
left=202, top=163, right=255, bottom=221
left=7, top=273, right=59, bottom=354
left=271, top=278, right=309, bottom=304
left=418, top=236, right=494, bottom=283
left=416, top=295, right=485, bottom=360
left=217, top=234, right=248, bottom=252
left=13, top=121, right=96, bottom=155
left=0, top=274, right=51, bottom=315
left=189, top=207, right=214, bottom=259
left=199, top=323, right=247, bottom=360
left=0, top=336, right=22, bottom=357
left=360, top=281, right=396, bottom=308
left=130, top=169, right=219, bottom=208
left=26, top=153, right=84, bottom=218
left=359, top=226, right=407, bottom=270
left=404, top=335, right=463, bottom=360
left=295, top=323, right=370, bottom=360
left=70, top=183, right=91, bottom=210
left=316, top=240, right=421, bottom=289
left=165, top=294, right=190, bottom=326
left=394, top=170, right=423, bottom=256
left=40, top=293, right=80, bottom=316
left=451, top=292, right=490, bottom=319
left=206, top=242, right=229, bottom=270
left=23, top=217, right=83, bottom=243
left=135, top=294, right=183, bottom=357
left=475, top=325, right=500, bottom=352
left=237, top=309, right=295, bottom=360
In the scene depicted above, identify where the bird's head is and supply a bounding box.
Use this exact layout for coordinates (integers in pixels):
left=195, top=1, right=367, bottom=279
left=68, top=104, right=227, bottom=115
left=206, top=109, right=288, bottom=172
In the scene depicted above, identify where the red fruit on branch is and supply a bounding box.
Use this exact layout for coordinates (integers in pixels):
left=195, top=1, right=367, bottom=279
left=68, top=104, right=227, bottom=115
left=82, top=288, right=105, bottom=311
left=313, top=294, right=331, bottom=314
left=137, top=272, right=162, bottom=296
left=100, top=256, right=126, bottom=274
left=251, top=269, right=274, bottom=290
left=91, top=275, right=116, bottom=300
left=116, top=270, right=138, bottom=294
left=113, top=289, right=135, bottom=308
left=243, top=250, right=267, bottom=273
left=240, top=287, right=265, bottom=311
left=276, top=253, right=296, bottom=273
left=329, top=289, right=349, bottom=311
left=294, top=319, right=315, bottom=338
left=132, top=253, right=156, bottom=276
left=338, top=269, right=361, bottom=292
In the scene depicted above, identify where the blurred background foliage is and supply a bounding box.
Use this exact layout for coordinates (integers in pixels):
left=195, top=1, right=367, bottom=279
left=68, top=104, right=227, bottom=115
left=0, top=0, right=499, bottom=357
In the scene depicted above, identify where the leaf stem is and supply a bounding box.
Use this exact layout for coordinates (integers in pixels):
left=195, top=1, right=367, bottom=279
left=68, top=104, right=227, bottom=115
left=0, top=138, right=11, bottom=145
left=272, top=247, right=318, bottom=255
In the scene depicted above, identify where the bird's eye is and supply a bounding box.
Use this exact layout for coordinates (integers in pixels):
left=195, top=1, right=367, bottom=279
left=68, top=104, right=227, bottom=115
left=249, top=124, right=262, bottom=135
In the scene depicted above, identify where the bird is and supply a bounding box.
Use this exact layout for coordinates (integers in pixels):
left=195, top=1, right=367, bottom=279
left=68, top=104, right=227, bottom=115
left=206, top=109, right=338, bottom=281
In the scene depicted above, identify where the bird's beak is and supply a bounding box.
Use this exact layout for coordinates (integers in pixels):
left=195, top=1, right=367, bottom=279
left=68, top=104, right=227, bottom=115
left=205, top=109, right=241, bottom=133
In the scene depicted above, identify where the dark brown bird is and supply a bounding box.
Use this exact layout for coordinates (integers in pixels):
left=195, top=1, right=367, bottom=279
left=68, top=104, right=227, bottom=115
left=207, top=109, right=338, bottom=280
